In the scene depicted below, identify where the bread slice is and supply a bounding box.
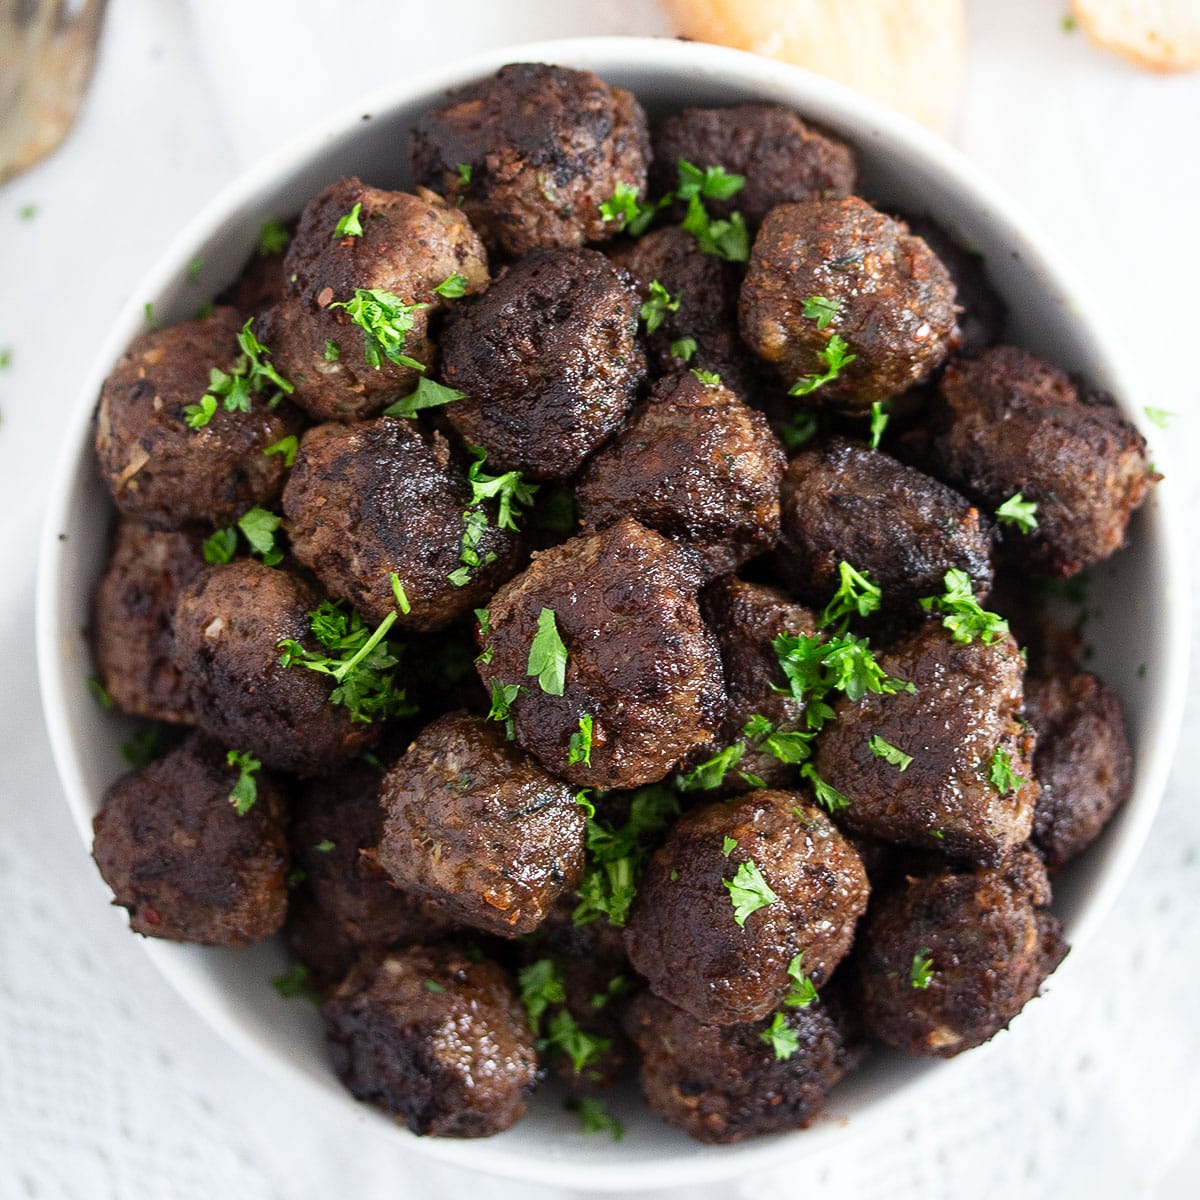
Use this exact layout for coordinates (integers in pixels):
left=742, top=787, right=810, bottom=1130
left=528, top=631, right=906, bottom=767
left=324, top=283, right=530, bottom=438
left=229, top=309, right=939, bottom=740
left=1072, top=0, right=1200, bottom=71
left=660, top=0, right=966, bottom=133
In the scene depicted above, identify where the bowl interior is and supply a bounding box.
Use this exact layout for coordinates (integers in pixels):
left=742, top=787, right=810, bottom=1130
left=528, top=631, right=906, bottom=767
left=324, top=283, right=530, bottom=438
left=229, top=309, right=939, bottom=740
left=36, top=36, right=1189, bottom=1191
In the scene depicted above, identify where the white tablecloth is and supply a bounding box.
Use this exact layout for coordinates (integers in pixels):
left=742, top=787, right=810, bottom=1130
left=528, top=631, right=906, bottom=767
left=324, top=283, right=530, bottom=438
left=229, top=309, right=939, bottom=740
left=1, top=2, right=1198, bottom=1197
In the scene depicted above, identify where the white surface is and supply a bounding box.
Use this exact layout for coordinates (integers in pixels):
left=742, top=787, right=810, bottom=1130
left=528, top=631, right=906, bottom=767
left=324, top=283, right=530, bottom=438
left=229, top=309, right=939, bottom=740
left=1, top=1, right=1198, bottom=1198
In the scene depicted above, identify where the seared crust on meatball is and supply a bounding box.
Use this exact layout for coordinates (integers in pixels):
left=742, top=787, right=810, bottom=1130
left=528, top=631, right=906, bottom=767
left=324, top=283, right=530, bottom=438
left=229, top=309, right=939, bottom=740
left=411, top=63, right=650, bottom=256
left=629, top=990, right=854, bottom=1144
left=263, top=177, right=488, bottom=423
left=930, top=347, right=1155, bottom=577
left=855, top=846, right=1068, bottom=1057
left=172, top=560, right=378, bottom=774
left=814, top=622, right=1037, bottom=864
left=375, top=712, right=585, bottom=937
left=94, top=307, right=304, bottom=528
left=93, top=517, right=208, bottom=723
left=1025, top=672, right=1133, bottom=869
left=776, top=437, right=993, bottom=609
left=92, top=734, right=288, bottom=946
left=322, top=945, right=537, bottom=1137
left=650, top=103, right=857, bottom=227
left=577, top=372, right=785, bottom=577
left=286, top=762, right=458, bottom=986
left=440, top=247, right=645, bottom=480
left=478, top=517, right=726, bottom=790
left=739, top=198, right=959, bottom=412
left=624, top=792, right=869, bottom=1025
left=282, top=419, right=523, bottom=629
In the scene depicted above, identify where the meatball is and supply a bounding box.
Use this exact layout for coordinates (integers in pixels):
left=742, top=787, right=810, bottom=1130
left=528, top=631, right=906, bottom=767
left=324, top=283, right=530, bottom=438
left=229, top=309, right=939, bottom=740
left=218, top=232, right=293, bottom=315
left=411, top=63, right=650, bottom=256
left=282, top=418, right=523, bottom=629
left=576, top=372, right=784, bottom=578
left=696, top=577, right=819, bottom=791
left=930, top=347, right=1156, bottom=577
left=1025, top=671, right=1134, bottom=869
left=855, top=846, right=1068, bottom=1057
left=628, top=990, right=854, bottom=1144
left=375, top=712, right=585, bottom=937
left=776, top=436, right=994, bottom=609
left=439, top=247, right=645, bottom=480
left=739, top=198, right=959, bottom=412
left=92, top=517, right=208, bottom=723
left=814, top=621, right=1038, bottom=864
left=172, top=560, right=378, bottom=775
left=91, top=734, right=288, bottom=945
left=262, top=177, right=488, bottom=422
left=94, top=307, right=304, bottom=528
left=624, top=791, right=869, bottom=1025
left=322, top=945, right=537, bottom=1137
left=649, top=103, right=857, bottom=227
left=608, top=225, right=762, bottom=393
left=286, top=762, right=458, bottom=987
left=477, top=517, right=726, bottom=790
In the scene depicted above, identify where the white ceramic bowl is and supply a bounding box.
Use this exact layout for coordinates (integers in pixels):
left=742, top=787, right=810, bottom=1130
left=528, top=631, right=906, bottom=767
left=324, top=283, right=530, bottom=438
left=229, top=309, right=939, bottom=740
left=36, top=36, right=1189, bottom=1192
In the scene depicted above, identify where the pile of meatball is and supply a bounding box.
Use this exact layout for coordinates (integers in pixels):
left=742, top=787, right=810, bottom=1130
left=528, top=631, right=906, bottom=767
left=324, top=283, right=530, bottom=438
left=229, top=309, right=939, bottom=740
left=88, top=63, right=1155, bottom=1144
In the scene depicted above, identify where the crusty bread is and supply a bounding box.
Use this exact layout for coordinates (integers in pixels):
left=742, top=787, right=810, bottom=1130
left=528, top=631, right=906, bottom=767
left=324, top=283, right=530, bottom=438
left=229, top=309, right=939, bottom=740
left=660, top=0, right=966, bottom=133
left=1072, top=0, right=1200, bottom=72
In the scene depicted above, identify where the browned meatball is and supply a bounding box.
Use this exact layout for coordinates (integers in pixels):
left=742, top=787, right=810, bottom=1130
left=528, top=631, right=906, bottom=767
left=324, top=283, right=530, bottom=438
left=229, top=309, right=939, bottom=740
left=576, top=372, right=784, bottom=578
left=696, top=578, right=819, bottom=791
left=262, top=177, right=488, bottom=423
left=282, top=419, right=523, bottom=629
left=930, top=347, right=1156, bottom=577
left=92, top=517, right=208, bottom=723
left=776, top=436, right=993, bottom=609
left=94, top=307, right=304, bottom=528
left=855, top=846, right=1068, bottom=1057
left=477, top=517, right=726, bottom=790
left=322, top=945, right=537, bottom=1137
left=608, top=225, right=762, bottom=394
left=1025, top=671, right=1133, bottom=869
left=286, top=762, right=458, bottom=987
left=219, top=231, right=294, bottom=315
left=374, top=712, right=585, bottom=937
left=649, top=103, right=857, bottom=227
left=814, top=622, right=1038, bottom=864
left=91, top=734, right=288, bottom=946
left=439, top=248, right=645, bottom=480
left=172, top=560, right=378, bottom=775
left=624, top=791, right=869, bottom=1025
left=739, top=198, right=959, bottom=412
left=411, top=63, right=650, bottom=256
left=628, top=990, right=855, bottom=1144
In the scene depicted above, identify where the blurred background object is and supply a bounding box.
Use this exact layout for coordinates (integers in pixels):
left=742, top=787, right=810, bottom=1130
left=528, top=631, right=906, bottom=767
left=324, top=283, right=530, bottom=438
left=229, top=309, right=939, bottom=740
left=1071, top=0, right=1200, bottom=71
left=0, top=0, right=107, bottom=183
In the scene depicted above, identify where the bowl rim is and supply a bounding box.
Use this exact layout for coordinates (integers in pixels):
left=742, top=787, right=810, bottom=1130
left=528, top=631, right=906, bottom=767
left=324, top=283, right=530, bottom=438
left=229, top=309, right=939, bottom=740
left=36, top=33, right=1191, bottom=1191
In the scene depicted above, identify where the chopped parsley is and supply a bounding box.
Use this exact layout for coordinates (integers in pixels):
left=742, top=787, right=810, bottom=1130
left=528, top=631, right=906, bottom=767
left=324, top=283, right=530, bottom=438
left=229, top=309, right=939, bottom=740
left=120, top=725, right=168, bottom=768
left=773, top=630, right=915, bottom=710
left=801, top=763, right=850, bottom=813
left=18, top=204, right=37, bottom=221
left=678, top=741, right=747, bottom=791
left=784, top=953, right=818, bottom=1008
left=821, top=560, right=882, bottom=629
left=868, top=734, right=913, bottom=771
left=568, top=713, right=594, bottom=767
left=920, top=569, right=1009, bottom=645
left=995, top=492, right=1039, bottom=533
left=518, top=959, right=610, bottom=1075
left=759, top=1012, right=800, bottom=1061
left=1061, top=13, right=1077, bottom=32
left=185, top=317, right=293, bottom=428
left=681, top=195, right=750, bottom=262
left=527, top=607, right=568, bottom=697
left=518, top=959, right=565, bottom=1027
left=262, top=435, right=298, bottom=467
left=433, top=273, right=468, bottom=299
left=568, top=1096, right=624, bottom=1141
left=86, top=675, right=114, bottom=710
left=186, top=257, right=203, bottom=283
left=640, top=279, right=681, bottom=333
left=691, top=368, right=721, bottom=386
left=869, top=400, right=888, bottom=450
left=455, top=162, right=472, bottom=188
left=201, top=527, right=238, bottom=564
left=1144, top=406, right=1174, bottom=429
left=383, top=376, right=465, bottom=418
left=788, top=333, right=856, bottom=397
left=988, top=746, right=1028, bottom=796
left=422, top=979, right=447, bottom=994
left=258, top=219, right=291, bottom=257
left=775, top=409, right=820, bottom=451
left=598, top=180, right=662, bottom=235
left=237, top=506, right=284, bottom=566
left=670, top=336, right=697, bottom=362
left=331, top=288, right=427, bottom=370
left=390, top=573, right=411, bottom=615
left=801, top=295, right=840, bottom=331
left=226, top=749, right=261, bottom=814
left=278, top=602, right=413, bottom=723
left=272, top=962, right=320, bottom=1003
left=450, top=447, right=538, bottom=586
left=722, top=835, right=738, bottom=857
left=144, top=302, right=162, bottom=330
left=544, top=1008, right=610, bottom=1075
left=675, top=160, right=746, bottom=202
left=725, top=859, right=777, bottom=927
left=910, top=947, right=935, bottom=989
left=333, top=202, right=364, bottom=238
left=323, top=339, right=341, bottom=361
left=313, top=839, right=336, bottom=852
left=486, top=680, right=522, bottom=737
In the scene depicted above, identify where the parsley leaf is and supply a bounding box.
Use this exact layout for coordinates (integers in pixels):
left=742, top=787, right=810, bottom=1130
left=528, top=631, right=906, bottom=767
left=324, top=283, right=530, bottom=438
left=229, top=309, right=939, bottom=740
left=691, top=368, right=721, bottom=386
left=775, top=409, right=820, bottom=451
left=801, top=295, right=840, bottom=331
left=869, top=400, right=888, bottom=450
left=988, top=746, right=1028, bottom=796
left=725, top=859, right=777, bottom=927
left=722, top=835, right=738, bottom=857
left=784, top=953, right=818, bottom=1008
left=910, top=947, right=935, bottom=989
left=518, top=958, right=566, bottom=1028
left=1144, top=406, right=1174, bottom=429
left=527, top=607, right=568, bottom=696
left=237, top=506, right=284, bottom=566
left=86, top=675, right=114, bottom=710
left=183, top=394, right=217, bottom=429
left=598, top=180, right=663, bottom=234
left=467, top=446, right=538, bottom=531
left=272, top=962, right=320, bottom=1003
left=486, top=679, right=522, bottom=739
left=433, top=273, right=468, bottom=299
left=789, top=332, right=856, bottom=396
left=995, top=492, right=1039, bottom=533
left=569, top=713, right=593, bottom=767
left=543, top=1008, right=610, bottom=1075
left=675, top=159, right=746, bottom=202
left=821, top=561, right=882, bottom=629
left=640, top=279, right=681, bottom=333
left=568, top=1096, right=624, bottom=1141
left=324, top=339, right=341, bottom=362
left=313, top=839, right=336, bottom=852
left=188, top=317, right=293, bottom=428
left=263, top=435, right=298, bottom=467
left=801, top=763, right=850, bottom=813
left=333, top=202, right=364, bottom=238
left=120, top=725, right=169, bottom=768
left=759, top=1012, right=800, bottom=1061
left=331, top=288, right=427, bottom=370
left=920, top=569, right=1009, bottom=645
left=390, top=572, right=411, bottom=615
left=226, top=749, right=261, bottom=814
left=670, top=336, right=697, bottom=362
left=201, top=526, right=238, bottom=564
left=681, top=193, right=750, bottom=261
left=868, top=734, right=913, bottom=771
left=383, top=376, right=465, bottom=418
left=678, top=741, right=749, bottom=792
left=258, top=219, right=290, bottom=257
left=455, top=162, right=472, bottom=187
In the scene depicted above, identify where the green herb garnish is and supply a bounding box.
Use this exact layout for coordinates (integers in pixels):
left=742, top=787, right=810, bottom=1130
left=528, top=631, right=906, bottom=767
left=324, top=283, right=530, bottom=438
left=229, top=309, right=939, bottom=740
left=226, top=749, right=261, bottom=814
left=821, top=560, right=882, bottom=629
left=258, top=219, right=290, bottom=257
left=333, top=202, right=363, bottom=238
left=433, top=273, right=468, bottom=299
left=784, top=953, right=818, bottom=1008
left=263, top=435, right=299, bottom=467
left=186, top=317, right=293, bottom=428
left=670, top=336, right=697, bottom=362
left=331, top=288, right=427, bottom=370
left=988, top=746, right=1028, bottom=796
left=725, top=859, right=777, bottom=928
left=789, top=332, right=856, bottom=397
left=272, top=962, right=320, bottom=1002
left=527, top=607, right=568, bottom=697
left=910, top=947, right=935, bottom=989
left=640, top=279, right=681, bottom=333
left=569, top=713, right=594, bottom=767
left=383, top=376, right=465, bottom=418
left=869, top=400, right=888, bottom=449
left=201, top=527, right=238, bottom=565
left=759, top=1012, right=800, bottom=1061
left=920, top=569, right=1009, bottom=645
left=868, top=734, right=913, bottom=771
left=568, top=1096, right=624, bottom=1141
left=237, top=506, right=284, bottom=566
left=801, top=295, right=840, bottom=331
left=995, top=492, right=1039, bottom=533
